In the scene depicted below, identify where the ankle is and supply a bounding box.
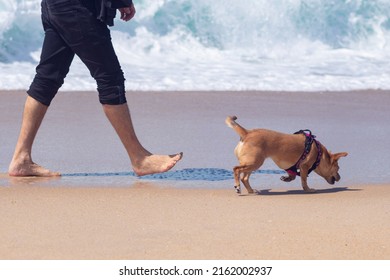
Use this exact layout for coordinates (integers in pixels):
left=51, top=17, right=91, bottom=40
left=11, top=151, right=32, bottom=165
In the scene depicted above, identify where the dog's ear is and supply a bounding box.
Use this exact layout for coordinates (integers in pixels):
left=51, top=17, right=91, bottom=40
left=332, top=152, right=348, bottom=162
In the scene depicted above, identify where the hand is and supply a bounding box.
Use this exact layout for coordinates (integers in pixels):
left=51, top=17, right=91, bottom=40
left=119, top=3, right=136, bottom=22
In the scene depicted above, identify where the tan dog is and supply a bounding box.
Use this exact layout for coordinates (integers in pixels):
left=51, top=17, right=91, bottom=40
left=226, top=116, right=348, bottom=194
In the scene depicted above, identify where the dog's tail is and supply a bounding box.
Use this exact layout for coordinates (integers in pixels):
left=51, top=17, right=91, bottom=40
left=225, top=116, right=248, bottom=138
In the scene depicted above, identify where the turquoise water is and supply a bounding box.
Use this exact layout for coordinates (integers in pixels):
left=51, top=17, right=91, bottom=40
left=62, top=168, right=285, bottom=181
left=1, top=0, right=390, bottom=91
left=0, top=169, right=304, bottom=189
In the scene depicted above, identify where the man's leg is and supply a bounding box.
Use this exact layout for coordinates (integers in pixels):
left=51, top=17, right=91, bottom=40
left=103, top=103, right=182, bottom=176
left=61, top=5, right=183, bottom=176
left=8, top=27, right=74, bottom=176
left=8, top=96, right=60, bottom=176
left=43, top=2, right=183, bottom=176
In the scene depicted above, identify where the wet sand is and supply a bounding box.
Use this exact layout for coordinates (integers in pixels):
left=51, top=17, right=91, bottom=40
left=0, top=90, right=389, bottom=259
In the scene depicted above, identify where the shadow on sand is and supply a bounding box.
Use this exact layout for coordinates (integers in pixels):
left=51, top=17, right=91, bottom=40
left=238, top=187, right=362, bottom=196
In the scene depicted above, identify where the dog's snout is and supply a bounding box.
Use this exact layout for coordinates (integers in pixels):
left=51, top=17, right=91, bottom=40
left=327, top=176, right=336, bottom=185
left=328, top=173, right=341, bottom=185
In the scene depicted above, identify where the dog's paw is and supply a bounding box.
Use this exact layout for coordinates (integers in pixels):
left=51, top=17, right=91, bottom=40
left=247, top=190, right=258, bottom=195
left=280, top=175, right=294, bottom=182
left=234, top=185, right=241, bottom=194
left=304, top=188, right=316, bottom=193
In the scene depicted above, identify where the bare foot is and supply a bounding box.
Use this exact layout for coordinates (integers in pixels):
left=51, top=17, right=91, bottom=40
left=132, top=152, right=183, bottom=176
left=8, top=161, right=61, bottom=177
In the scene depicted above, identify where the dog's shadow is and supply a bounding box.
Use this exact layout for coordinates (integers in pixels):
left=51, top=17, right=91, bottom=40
left=240, top=187, right=361, bottom=196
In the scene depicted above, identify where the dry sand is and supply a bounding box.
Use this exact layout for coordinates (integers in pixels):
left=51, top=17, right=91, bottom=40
left=0, top=182, right=389, bottom=260
left=0, top=90, right=389, bottom=260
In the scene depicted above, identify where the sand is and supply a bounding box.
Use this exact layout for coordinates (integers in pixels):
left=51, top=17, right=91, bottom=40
left=0, top=182, right=389, bottom=260
left=0, top=90, right=389, bottom=260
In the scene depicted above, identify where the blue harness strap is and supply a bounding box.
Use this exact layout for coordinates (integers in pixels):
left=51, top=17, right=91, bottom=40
left=285, top=130, right=322, bottom=176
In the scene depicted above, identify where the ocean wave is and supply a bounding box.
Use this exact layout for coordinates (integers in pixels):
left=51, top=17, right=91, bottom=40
left=1, top=0, right=390, bottom=91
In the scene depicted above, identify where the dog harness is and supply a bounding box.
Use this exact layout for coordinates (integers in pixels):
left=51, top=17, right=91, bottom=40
left=285, top=130, right=322, bottom=177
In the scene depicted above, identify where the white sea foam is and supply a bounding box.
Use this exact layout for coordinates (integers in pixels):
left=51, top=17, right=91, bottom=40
left=1, top=0, right=390, bottom=91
